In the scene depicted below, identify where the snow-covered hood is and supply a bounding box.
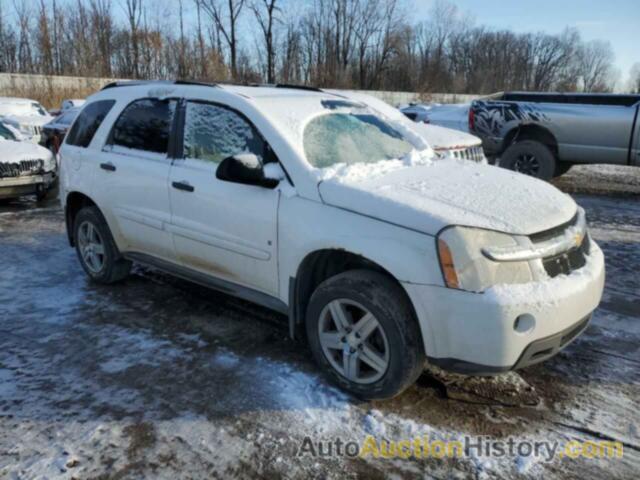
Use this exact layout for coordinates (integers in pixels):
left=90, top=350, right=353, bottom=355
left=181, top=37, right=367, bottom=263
left=0, top=140, right=55, bottom=170
left=318, top=158, right=576, bottom=236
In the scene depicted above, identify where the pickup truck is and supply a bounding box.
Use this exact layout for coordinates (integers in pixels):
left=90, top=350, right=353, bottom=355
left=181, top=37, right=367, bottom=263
left=469, top=92, right=640, bottom=179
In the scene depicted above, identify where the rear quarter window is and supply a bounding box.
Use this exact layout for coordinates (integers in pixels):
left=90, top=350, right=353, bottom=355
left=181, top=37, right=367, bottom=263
left=66, top=100, right=116, bottom=148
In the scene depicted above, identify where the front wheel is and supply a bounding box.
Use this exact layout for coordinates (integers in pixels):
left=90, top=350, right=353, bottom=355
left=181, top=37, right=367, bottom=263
left=74, top=206, right=131, bottom=284
left=306, top=270, right=425, bottom=400
left=500, top=140, right=556, bottom=180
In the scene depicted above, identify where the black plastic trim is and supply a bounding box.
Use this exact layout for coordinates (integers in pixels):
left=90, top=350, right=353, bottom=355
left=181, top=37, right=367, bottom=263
left=124, top=252, right=288, bottom=314
left=428, top=313, right=592, bottom=375
left=628, top=104, right=639, bottom=166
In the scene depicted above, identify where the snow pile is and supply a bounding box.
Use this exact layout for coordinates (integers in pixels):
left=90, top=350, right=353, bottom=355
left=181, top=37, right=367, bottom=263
left=317, top=148, right=433, bottom=183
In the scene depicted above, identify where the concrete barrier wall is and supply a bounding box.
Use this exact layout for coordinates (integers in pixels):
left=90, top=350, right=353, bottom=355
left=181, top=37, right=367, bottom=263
left=339, top=89, right=481, bottom=106
left=0, top=73, right=118, bottom=92
left=0, top=73, right=481, bottom=105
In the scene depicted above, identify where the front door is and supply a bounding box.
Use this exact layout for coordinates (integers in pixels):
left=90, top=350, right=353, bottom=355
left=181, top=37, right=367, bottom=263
left=168, top=100, right=280, bottom=296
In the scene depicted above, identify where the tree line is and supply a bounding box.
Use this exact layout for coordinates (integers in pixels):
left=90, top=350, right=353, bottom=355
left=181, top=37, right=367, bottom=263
left=0, top=0, right=623, bottom=94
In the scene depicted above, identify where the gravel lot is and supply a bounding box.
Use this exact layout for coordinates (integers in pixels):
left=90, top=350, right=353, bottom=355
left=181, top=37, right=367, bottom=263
left=1, top=165, right=639, bottom=479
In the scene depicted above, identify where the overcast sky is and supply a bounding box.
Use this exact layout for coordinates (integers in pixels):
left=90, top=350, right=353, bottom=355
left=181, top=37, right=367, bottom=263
left=413, top=0, right=640, bottom=88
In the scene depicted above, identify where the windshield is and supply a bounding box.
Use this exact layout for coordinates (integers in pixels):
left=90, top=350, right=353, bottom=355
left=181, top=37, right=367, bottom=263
left=303, top=111, right=417, bottom=168
left=0, top=123, right=16, bottom=140
left=32, top=103, right=48, bottom=116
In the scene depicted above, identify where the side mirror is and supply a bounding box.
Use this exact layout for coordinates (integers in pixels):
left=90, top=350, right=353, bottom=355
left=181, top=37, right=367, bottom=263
left=216, top=154, right=279, bottom=188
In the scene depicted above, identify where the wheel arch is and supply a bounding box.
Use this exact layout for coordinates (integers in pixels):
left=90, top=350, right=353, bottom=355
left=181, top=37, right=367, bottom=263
left=288, top=248, right=422, bottom=348
left=502, top=124, right=559, bottom=157
left=65, top=191, right=98, bottom=246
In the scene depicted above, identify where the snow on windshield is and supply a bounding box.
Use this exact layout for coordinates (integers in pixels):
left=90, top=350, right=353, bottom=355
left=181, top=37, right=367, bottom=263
left=303, top=112, right=416, bottom=168
left=0, top=123, right=16, bottom=141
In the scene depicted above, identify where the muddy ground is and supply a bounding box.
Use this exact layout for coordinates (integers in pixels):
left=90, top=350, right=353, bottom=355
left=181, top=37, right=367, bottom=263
left=0, top=164, right=639, bottom=479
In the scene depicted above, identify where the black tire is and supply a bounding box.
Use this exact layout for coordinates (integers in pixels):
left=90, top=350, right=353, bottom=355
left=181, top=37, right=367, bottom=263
left=306, top=270, right=425, bottom=400
left=35, top=188, right=48, bottom=202
left=74, top=206, right=131, bottom=284
left=500, top=140, right=556, bottom=180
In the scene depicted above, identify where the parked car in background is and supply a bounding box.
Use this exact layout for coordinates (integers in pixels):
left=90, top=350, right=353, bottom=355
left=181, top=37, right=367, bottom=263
left=62, top=99, right=85, bottom=111
left=0, top=119, right=25, bottom=141
left=470, top=92, right=640, bottom=180
left=41, top=108, right=80, bottom=154
left=60, top=81, right=604, bottom=399
left=412, top=123, right=486, bottom=163
left=50, top=99, right=86, bottom=117
left=0, top=120, right=57, bottom=201
left=0, top=97, right=53, bottom=144
left=401, top=102, right=471, bottom=132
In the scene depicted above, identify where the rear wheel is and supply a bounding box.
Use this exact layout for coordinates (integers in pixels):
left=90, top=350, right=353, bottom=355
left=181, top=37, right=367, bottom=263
left=500, top=140, right=556, bottom=180
left=74, top=206, right=131, bottom=284
left=306, top=270, right=425, bottom=399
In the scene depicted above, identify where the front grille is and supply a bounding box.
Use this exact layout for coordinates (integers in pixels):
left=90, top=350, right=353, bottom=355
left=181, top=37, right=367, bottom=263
left=542, top=234, right=590, bottom=278
left=0, top=159, right=45, bottom=178
left=450, top=145, right=485, bottom=162
left=530, top=213, right=578, bottom=243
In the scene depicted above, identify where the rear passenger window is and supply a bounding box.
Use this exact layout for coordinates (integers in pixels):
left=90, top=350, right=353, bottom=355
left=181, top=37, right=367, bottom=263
left=65, top=100, right=115, bottom=148
left=183, top=102, right=265, bottom=164
left=109, top=99, right=176, bottom=154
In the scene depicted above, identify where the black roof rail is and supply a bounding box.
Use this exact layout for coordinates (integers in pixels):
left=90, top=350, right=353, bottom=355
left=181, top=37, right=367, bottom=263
left=174, top=79, right=219, bottom=88
left=101, top=80, right=172, bottom=90
left=101, top=79, right=220, bottom=91
left=275, top=83, right=322, bottom=92
left=100, top=79, right=326, bottom=93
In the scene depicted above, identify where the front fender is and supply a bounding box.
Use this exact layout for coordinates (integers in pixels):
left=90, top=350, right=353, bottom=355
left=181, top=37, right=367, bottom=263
left=277, top=196, right=443, bottom=304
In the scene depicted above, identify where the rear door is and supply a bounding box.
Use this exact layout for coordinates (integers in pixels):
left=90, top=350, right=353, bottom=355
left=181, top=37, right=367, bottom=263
left=91, top=98, right=177, bottom=262
left=168, top=100, right=279, bottom=296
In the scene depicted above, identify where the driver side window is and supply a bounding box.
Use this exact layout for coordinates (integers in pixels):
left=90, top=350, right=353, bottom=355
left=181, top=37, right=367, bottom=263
left=183, top=102, right=265, bottom=164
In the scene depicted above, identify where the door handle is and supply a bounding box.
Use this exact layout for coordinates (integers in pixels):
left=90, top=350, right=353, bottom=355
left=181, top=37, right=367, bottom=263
left=172, top=181, right=194, bottom=192
left=100, top=162, right=116, bottom=172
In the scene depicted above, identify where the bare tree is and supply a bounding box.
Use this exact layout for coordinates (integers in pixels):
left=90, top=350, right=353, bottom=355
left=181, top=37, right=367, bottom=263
left=0, top=0, right=621, bottom=95
left=89, top=0, right=113, bottom=77
left=250, top=0, right=279, bottom=83
left=630, top=63, right=640, bottom=94
left=578, top=40, right=614, bottom=92
left=123, top=0, right=143, bottom=77
left=199, top=0, right=246, bottom=79
left=13, top=0, right=33, bottom=72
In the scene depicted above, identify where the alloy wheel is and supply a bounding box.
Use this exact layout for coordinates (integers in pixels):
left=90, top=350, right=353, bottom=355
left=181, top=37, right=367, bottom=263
left=513, top=154, right=540, bottom=176
left=77, top=220, right=105, bottom=274
left=318, top=299, right=390, bottom=384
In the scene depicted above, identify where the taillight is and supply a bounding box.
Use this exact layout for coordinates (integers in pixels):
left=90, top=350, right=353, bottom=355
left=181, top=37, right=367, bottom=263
left=468, top=107, right=475, bottom=131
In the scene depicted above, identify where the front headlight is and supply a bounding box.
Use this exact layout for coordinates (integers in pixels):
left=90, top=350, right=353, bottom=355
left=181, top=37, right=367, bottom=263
left=437, top=226, right=534, bottom=292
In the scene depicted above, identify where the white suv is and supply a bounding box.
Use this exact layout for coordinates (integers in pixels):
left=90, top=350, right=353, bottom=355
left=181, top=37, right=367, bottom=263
left=60, top=81, right=605, bottom=399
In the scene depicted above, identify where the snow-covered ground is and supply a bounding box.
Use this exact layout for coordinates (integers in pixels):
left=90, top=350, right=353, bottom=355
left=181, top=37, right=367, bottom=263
left=0, top=165, right=639, bottom=479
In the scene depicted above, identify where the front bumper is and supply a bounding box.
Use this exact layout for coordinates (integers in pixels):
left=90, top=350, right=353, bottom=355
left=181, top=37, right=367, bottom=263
left=0, top=172, right=55, bottom=199
left=403, top=240, right=605, bottom=373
